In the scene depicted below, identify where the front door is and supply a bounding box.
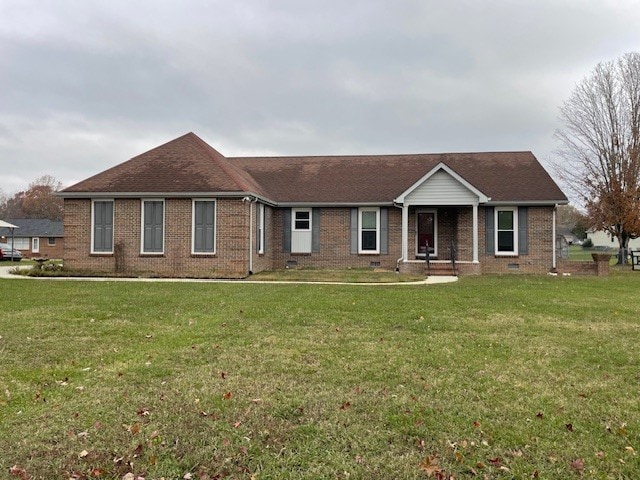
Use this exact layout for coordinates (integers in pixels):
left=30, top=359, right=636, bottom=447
left=416, top=210, right=436, bottom=257
left=32, top=237, right=40, bottom=254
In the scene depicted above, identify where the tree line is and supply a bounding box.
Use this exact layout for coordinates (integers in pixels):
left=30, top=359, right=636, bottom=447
left=0, top=175, right=64, bottom=221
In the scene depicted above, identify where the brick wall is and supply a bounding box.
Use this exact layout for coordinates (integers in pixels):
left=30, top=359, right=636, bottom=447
left=64, top=200, right=559, bottom=277
left=272, top=207, right=403, bottom=270
left=477, top=206, right=556, bottom=274
left=64, top=197, right=251, bottom=278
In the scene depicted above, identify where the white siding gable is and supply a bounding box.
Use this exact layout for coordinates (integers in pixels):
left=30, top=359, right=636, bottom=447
left=405, top=169, right=480, bottom=205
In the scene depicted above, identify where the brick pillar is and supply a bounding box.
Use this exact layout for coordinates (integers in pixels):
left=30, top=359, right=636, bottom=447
left=591, top=253, right=611, bottom=277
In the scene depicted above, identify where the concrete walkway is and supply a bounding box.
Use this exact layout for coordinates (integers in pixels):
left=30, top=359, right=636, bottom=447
left=0, top=265, right=457, bottom=285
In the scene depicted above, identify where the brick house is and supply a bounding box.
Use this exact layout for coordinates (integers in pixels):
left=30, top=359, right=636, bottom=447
left=59, top=132, right=568, bottom=278
left=0, top=219, right=64, bottom=259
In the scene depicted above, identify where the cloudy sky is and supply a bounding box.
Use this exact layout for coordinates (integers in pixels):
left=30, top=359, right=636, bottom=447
left=1, top=0, right=639, bottom=198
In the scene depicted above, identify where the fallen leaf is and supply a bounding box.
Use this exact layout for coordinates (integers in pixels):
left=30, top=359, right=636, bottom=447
left=233, top=421, right=242, bottom=428
left=221, top=372, right=227, bottom=379
left=488, top=457, right=501, bottom=466
left=571, top=458, right=585, bottom=472
left=595, top=451, right=605, bottom=458
left=625, top=446, right=635, bottom=455
left=9, top=465, right=28, bottom=480
left=419, top=455, right=442, bottom=477
left=129, top=423, right=141, bottom=435
left=183, top=472, right=193, bottom=479
left=223, top=392, right=233, bottom=400
left=476, top=461, right=486, bottom=469
left=536, top=412, right=544, bottom=419
left=355, top=455, right=363, bottom=464
left=565, top=423, right=573, bottom=432
left=79, top=449, right=89, bottom=458
left=133, top=444, right=143, bottom=456
left=137, top=408, right=150, bottom=416
left=532, top=470, right=539, bottom=478
left=122, top=474, right=135, bottom=480
left=340, top=401, right=351, bottom=410
left=473, top=421, right=481, bottom=428
left=91, top=468, right=104, bottom=477
left=454, top=451, right=463, bottom=463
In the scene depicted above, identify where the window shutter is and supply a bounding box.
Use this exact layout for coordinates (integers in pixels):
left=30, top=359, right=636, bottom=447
left=104, top=202, right=113, bottom=251
left=380, top=207, right=388, bottom=254
left=283, top=208, right=291, bottom=253
left=518, top=207, right=528, bottom=255
left=144, top=202, right=154, bottom=251
left=350, top=208, right=358, bottom=254
left=485, top=207, right=495, bottom=254
left=194, top=202, right=204, bottom=252
left=312, top=208, right=321, bottom=253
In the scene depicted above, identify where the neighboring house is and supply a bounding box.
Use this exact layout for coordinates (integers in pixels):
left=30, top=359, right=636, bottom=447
left=586, top=229, right=640, bottom=250
left=59, top=132, right=568, bottom=278
left=0, top=219, right=64, bottom=258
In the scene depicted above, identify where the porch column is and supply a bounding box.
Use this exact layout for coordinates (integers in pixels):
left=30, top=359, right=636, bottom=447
left=472, top=203, right=479, bottom=263
left=401, top=205, right=409, bottom=261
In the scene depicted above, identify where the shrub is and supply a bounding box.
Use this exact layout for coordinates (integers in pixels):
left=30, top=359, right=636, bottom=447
left=582, top=238, right=593, bottom=248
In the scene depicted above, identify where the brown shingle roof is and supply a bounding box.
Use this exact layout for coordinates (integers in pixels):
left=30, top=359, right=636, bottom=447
left=62, top=132, right=266, bottom=196
left=62, top=133, right=567, bottom=204
left=231, top=151, right=567, bottom=203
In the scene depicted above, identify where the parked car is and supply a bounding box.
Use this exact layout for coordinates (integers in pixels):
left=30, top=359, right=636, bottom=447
left=0, top=242, right=23, bottom=261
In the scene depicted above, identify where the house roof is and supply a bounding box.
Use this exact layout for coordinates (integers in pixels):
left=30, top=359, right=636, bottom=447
left=0, top=219, right=63, bottom=237
left=61, top=133, right=267, bottom=197
left=60, top=132, right=568, bottom=205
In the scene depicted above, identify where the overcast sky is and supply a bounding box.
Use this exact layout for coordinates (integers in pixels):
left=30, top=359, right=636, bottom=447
left=1, top=0, right=639, bottom=199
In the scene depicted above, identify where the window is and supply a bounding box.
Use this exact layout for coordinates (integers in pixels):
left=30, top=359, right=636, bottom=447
left=92, top=200, right=114, bottom=253
left=293, top=209, right=311, bottom=231
left=257, top=203, right=265, bottom=254
left=495, top=207, right=518, bottom=255
left=192, top=200, right=216, bottom=254
left=48, top=237, right=56, bottom=246
left=142, top=200, right=164, bottom=254
left=10, top=238, right=30, bottom=250
left=359, top=207, right=380, bottom=254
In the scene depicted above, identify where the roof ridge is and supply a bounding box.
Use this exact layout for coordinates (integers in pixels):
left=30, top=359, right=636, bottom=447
left=228, top=150, right=534, bottom=161
left=188, top=133, right=266, bottom=195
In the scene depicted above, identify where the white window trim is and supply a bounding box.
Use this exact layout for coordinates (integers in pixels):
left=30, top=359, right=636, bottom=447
left=191, top=199, right=217, bottom=255
left=91, top=199, right=114, bottom=254
left=495, top=206, right=518, bottom=256
left=292, top=208, right=312, bottom=232
left=415, top=208, right=438, bottom=258
left=359, top=207, right=380, bottom=254
left=257, top=203, right=265, bottom=254
left=140, top=198, right=165, bottom=255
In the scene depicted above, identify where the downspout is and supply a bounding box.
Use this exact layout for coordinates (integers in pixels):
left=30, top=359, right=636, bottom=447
left=552, top=204, right=557, bottom=271
left=248, top=198, right=254, bottom=275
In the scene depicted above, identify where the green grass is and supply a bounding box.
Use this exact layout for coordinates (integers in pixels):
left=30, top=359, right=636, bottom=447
left=1, top=273, right=639, bottom=479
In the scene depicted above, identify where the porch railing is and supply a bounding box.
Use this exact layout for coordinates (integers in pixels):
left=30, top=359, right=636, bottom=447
left=424, top=240, right=458, bottom=276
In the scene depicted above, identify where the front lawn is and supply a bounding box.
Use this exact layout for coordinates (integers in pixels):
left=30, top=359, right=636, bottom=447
left=0, top=273, right=638, bottom=479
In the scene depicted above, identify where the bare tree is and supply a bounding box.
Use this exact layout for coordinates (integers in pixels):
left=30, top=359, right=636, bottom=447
left=555, top=52, right=640, bottom=264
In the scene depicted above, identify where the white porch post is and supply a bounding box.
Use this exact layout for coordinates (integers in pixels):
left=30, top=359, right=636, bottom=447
left=401, top=205, right=409, bottom=262
left=472, top=203, right=479, bottom=263
left=552, top=205, right=557, bottom=270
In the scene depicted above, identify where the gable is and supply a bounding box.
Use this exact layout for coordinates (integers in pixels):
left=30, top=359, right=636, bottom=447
left=404, top=169, right=481, bottom=205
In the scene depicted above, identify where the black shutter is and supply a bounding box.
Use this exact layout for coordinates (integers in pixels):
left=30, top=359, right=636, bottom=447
left=283, top=208, right=291, bottom=253
left=518, top=207, right=528, bottom=255
left=380, top=208, right=388, bottom=254
left=485, top=207, right=495, bottom=254
left=350, top=208, right=358, bottom=254
left=312, top=208, right=321, bottom=253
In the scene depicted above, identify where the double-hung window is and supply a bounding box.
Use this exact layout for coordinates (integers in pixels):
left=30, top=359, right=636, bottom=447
left=92, top=200, right=114, bottom=254
left=495, top=207, right=518, bottom=255
left=359, top=207, right=380, bottom=254
left=142, top=200, right=164, bottom=254
left=192, top=200, right=216, bottom=254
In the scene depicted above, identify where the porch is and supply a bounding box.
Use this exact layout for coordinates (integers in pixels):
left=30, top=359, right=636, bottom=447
left=397, top=205, right=481, bottom=276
